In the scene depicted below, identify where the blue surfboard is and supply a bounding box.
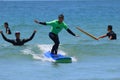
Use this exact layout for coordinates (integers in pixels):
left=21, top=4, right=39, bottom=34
left=44, top=51, right=72, bottom=63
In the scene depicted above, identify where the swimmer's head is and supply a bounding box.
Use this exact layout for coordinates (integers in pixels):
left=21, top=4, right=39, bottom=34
left=15, top=31, right=20, bottom=39
left=107, top=25, right=113, bottom=31
left=4, top=22, right=9, bottom=28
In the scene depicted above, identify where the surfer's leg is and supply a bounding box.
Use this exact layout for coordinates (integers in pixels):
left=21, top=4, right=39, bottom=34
left=49, top=32, right=56, bottom=54
left=54, top=36, right=60, bottom=55
left=49, top=32, right=59, bottom=54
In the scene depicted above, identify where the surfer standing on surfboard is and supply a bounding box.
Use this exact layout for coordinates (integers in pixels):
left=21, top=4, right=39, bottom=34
left=34, top=14, right=78, bottom=55
left=98, top=25, right=117, bottom=40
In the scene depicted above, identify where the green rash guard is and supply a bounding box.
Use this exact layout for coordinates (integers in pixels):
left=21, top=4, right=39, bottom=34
left=46, top=20, right=68, bottom=35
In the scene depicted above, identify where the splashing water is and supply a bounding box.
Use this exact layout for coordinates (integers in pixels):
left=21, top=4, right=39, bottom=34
left=38, top=44, right=66, bottom=55
left=21, top=48, right=43, bottom=60
left=37, top=44, right=77, bottom=62
left=19, top=44, right=77, bottom=62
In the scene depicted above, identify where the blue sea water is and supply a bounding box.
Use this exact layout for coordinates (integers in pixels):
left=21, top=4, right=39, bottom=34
left=0, top=1, right=120, bottom=80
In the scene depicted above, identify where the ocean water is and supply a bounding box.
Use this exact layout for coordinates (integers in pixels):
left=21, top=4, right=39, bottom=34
left=0, top=1, right=120, bottom=80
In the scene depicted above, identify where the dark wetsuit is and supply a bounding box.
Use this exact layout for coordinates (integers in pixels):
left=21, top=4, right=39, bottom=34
left=49, top=32, right=60, bottom=54
left=39, top=20, right=76, bottom=54
left=1, top=32, right=36, bottom=46
left=107, top=31, right=117, bottom=40
left=6, top=27, right=11, bottom=34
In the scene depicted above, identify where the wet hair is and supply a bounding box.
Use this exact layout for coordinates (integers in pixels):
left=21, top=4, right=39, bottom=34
left=15, top=31, right=20, bottom=35
left=4, top=22, right=8, bottom=26
left=58, top=14, right=64, bottom=19
left=108, top=25, right=112, bottom=30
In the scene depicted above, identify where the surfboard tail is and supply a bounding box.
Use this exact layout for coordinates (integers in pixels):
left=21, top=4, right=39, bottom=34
left=56, top=58, right=72, bottom=63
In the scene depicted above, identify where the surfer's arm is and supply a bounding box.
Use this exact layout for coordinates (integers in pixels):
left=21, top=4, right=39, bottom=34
left=0, top=31, right=14, bottom=43
left=39, top=22, right=47, bottom=25
left=66, top=28, right=77, bottom=37
left=34, top=20, right=47, bottom=25
left=64, top=23, right=78, bottom=37
left=23, top=30, right=37, bottom=43
left=98, top=34, right=107, bottom=39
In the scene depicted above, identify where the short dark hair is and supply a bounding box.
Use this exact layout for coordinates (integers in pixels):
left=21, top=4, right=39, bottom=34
left=108, top=25, right=112, bottom=30
left=4, top=22, right=8, bottom=26
left=58, top=14, right=64, bottom=18
left=15, top=31, right=20, bottom=35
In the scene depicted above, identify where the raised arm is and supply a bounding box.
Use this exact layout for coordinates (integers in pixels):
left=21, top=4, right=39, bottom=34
left=34, top=20, right=47, bottom=25
left=23, top=30, right=37, bottom=43
left=0, top=31, right=14, bottom=43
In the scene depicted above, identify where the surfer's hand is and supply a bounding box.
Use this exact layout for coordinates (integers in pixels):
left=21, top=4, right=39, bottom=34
left=34, top=30, right=37, bottom=33
left=97, top=37, right=101, bottom=40
left=34, top=20, right=39, bottom=24
left=75, top=35, right=80, bottom=37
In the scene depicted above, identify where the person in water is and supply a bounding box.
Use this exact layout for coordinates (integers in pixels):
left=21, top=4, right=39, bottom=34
left=4, top=22, right=12, bottom=34
left=34, top=14, right=78, bottom=55
left=0, top=30, right=37, bottom=46
left=98, top=25, right=117, bottom=40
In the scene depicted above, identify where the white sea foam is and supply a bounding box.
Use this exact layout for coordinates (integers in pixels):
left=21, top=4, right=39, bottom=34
left=21, top=48, right=42, bottom=60
left=37, top=44, right=66, bottom=55
left=37, top=44, right=77, bottom=62
left=21, top=45, right=77, bottom=62
left=21, top=47, right=54, bottom=62
left=71, top=57, right=77, bottom=62
left=37, top=44, right=52, bottom=53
